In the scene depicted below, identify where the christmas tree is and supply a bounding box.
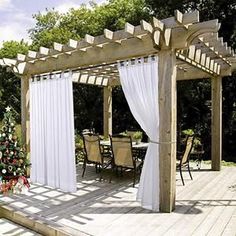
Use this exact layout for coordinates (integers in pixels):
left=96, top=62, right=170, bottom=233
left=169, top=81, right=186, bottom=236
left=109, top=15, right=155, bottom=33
left=0, top=106, right=30, bottom=193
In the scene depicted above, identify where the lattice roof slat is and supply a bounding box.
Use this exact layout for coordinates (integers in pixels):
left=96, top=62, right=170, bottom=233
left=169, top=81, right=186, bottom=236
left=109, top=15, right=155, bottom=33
left=0, top=10, right=235, bottom=85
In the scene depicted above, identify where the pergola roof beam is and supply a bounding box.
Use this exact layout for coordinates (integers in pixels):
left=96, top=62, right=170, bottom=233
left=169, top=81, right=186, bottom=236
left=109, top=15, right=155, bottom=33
left=0, top=9, right=235, bottom=78
left=176, top=50, right=218, bottom=76
left=2, top=58, right=17, bottom=66
left=162, top=10, right=199, bottom=28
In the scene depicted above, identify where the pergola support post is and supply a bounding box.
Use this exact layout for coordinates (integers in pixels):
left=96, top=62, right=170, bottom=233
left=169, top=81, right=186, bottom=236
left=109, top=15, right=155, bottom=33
left=103, top=86, right=112, bottom=138
left=158, top=50, right=177, bottom=212
left=211, top=76, right=222, bottom=171
left=21, top=76, right=30, bottom=176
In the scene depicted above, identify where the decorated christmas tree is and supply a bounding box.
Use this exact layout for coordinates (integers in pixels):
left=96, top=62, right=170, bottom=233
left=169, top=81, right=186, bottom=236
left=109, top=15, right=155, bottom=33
left=0, top=106, right=30, bottom=193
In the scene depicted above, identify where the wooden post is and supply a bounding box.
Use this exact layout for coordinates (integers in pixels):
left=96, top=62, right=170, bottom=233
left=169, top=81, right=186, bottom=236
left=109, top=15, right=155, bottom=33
left=21, top=76, right=30, bottom=176
left=103, top=86, right=112, bottom=138
left=211, top=76, right=222, bottom=171
left=158, top=50, right=177, bottom=213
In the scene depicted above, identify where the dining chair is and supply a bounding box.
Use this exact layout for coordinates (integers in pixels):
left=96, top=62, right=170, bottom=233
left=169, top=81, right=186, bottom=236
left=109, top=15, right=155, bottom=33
left=82, top=133, right=111, bottom=179
left=109, top=135, right=142, bottom=187
left=177, top=135, right=194, bottom=185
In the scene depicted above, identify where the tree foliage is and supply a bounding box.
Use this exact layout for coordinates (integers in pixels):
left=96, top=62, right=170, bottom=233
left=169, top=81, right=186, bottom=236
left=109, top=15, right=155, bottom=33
left=29, top=0, right=150, bottom=50
left=0, top=41, right=29, bottom=59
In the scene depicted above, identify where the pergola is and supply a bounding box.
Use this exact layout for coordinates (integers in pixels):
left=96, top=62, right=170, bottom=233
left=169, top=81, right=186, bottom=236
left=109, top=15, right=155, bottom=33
left=1, top=10, right=236, bottom=212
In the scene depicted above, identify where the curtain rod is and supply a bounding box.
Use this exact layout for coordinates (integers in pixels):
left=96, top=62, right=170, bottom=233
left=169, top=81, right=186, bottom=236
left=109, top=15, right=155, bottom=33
left=31, top=54, right=158, bottom=79
left=32, top=61, right=117, bottom=79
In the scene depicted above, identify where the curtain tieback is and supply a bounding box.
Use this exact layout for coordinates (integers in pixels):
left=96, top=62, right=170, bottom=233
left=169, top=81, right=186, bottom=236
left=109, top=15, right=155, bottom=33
left=150, top=140, right=176, bottom=144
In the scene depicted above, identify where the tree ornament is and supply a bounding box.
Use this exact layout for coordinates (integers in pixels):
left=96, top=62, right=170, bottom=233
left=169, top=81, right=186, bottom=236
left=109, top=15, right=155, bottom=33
left=19, top=152, right=24, bottom=158
left=8, top=165, right=13, bottom=172
left=2, top=133, right=6, bottom=137
left=5, top=106, right=11, bottom=112
left=2, top=169, right=6, bottom=174
left=9, top=134, right=12, bottom=140
left=11, top=123, right=14, bottom=127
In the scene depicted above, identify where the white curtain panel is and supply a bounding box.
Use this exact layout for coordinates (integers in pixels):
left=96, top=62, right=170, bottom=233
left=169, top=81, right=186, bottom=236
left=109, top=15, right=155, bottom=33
left=118, top=56, right=160, bottom=211
left=30, top=72, right=76, bottom=192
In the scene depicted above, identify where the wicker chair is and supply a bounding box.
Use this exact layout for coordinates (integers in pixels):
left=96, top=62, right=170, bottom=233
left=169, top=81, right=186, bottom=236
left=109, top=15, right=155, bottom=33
left=110, top=135, right=142, bottom=187
left=82, top=133, right=111, bottom=179
left=177, top=135, right=194, bottom=185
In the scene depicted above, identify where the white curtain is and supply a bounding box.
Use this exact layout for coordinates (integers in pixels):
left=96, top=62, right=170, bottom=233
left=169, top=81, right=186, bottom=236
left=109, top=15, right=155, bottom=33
left=30, top=71, right=76, bottom=192
left=118, top=56, right=160, bottom=211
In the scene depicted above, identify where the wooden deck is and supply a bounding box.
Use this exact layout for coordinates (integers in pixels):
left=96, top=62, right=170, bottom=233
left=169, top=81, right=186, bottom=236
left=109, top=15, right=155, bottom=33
left=0, top=162, right=236, bottom=236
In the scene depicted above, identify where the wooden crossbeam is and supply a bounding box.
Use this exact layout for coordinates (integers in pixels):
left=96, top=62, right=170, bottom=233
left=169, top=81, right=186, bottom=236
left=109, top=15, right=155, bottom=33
left=188, top=45, right=196, bottom=60
left=152, top=17, right=164, bottom=31
left=199, top=35, right=233, bottom=58
left=17, top=53, right=26, bottom=62
left=162, top=10, right=199, bottom=28
left=53, top=42, right=63, bottom=52
left=1, top=9, right=234, bottom=80
left=3, top=58, right=17, bottom=66
left=28, top=50, right=37, bottom=59
left=174, top=10, right=183, bottom=24
left=176, top=50, right=219, bottom=75
left=73, top=71, right=119, bottom=86
left=104, top=29, right=115, bottom=40
left=187, top=19, right=220, bottom=44
left=0, top=59, right=6, bottom=66
left=39, top=47, right=49, bottom=56
left=195, top=49, right=201, bottom=63
left=85, top=34, right=95, bottom=45
left=196, top=39, right=231, bottom=66
left=21, top=23, right=150, bottom=67
left=140, top=20, right=153, bottom=34
left=68, top=39, right=78, bottom=48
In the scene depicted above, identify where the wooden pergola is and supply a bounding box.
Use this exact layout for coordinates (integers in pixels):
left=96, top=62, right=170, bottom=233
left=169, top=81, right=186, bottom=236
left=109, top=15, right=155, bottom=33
left=1, top=10, right=236, bottom=212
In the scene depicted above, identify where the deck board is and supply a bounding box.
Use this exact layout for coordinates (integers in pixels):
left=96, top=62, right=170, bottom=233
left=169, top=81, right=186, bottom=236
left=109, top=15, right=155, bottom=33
left=0, top=163, right=236, bottom=235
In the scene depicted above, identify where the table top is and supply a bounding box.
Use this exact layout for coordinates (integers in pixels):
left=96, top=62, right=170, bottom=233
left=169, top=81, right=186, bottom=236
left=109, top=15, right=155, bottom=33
left=100, top=140, right=149, bottom=149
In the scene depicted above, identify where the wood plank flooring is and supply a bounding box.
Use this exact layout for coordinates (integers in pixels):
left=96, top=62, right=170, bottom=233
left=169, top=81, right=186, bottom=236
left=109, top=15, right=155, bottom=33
left=0, top=162, right=236, bottom=236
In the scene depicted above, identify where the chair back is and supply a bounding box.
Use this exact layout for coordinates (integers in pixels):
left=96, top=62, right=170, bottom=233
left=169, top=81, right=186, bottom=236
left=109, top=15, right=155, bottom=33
left=110, top=135, right=134, bottom=168
left=181, top=135, right=194, bottom=164
left=82, top=129, right=94, bottom=135
left=83, top=134, right=102, bottom=164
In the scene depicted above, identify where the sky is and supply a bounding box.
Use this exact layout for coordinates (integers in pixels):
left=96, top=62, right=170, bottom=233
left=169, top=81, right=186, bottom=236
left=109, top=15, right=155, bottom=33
left=0, top=0, right=106, bottom=47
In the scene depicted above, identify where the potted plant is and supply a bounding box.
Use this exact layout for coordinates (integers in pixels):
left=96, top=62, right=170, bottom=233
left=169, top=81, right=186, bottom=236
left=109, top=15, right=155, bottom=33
left=193, top=137, right=203, bottom=152
left=133, top=131, right=143, bottom=144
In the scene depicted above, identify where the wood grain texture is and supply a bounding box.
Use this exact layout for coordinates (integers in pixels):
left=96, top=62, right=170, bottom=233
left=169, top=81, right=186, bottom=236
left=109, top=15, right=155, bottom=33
left=158, top=50, right=177, bottom=212
left=211, top=76, right=222, bottom=171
